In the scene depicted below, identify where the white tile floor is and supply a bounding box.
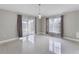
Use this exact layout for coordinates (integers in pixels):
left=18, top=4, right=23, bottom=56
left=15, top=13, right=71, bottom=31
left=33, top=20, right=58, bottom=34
left=0, top=35, right=79, bottom=54
left=62, top=39, right=79, bottom=54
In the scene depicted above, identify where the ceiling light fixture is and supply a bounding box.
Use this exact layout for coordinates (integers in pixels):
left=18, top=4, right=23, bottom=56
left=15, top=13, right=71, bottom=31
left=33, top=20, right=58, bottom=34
left=38, top=4, right=42, bottom=19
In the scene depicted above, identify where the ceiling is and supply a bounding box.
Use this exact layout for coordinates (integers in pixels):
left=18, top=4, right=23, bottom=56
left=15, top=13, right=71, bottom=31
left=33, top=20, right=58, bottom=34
left=0, top=4, right=79, bottom=17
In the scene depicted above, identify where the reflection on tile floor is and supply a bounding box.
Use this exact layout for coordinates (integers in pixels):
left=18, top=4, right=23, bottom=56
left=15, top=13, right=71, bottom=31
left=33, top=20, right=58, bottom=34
left=0, top=35, right=79, bottom=54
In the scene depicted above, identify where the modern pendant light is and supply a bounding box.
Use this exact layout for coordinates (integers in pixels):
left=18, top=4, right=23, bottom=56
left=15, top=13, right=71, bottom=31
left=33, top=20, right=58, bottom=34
left=38, top=4, right=41, bottom=19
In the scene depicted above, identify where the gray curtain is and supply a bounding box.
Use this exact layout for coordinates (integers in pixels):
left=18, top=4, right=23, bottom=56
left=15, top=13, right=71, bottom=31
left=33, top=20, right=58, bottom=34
left=35, top=17, right=37, bottom=34
left=61, top=15, right=64, bottom=38
left=46, top=18, right=49, bottom=34
left=17, top=15, right=22, bottom=37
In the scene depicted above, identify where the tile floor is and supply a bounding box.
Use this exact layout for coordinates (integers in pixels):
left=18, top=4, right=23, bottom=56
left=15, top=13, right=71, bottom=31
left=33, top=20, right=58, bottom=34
left=0, top=35, right=79, bottom=54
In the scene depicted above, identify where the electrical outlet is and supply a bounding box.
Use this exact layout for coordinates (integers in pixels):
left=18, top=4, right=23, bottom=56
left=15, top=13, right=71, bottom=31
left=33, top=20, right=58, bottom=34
left=76, top=32, right=79, bottom=38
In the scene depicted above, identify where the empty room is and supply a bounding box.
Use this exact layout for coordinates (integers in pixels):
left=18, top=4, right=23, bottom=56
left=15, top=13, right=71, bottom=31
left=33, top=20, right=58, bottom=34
left=0, top=4, right=79, bottom=54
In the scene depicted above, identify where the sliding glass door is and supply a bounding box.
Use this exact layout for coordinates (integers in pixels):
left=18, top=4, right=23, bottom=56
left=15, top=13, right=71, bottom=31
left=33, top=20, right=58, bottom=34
left=49, top=17, right=61, bottom=34
left=22, top=16, right=35, bottom=37
left=28, top=19, right=35, bottom=35
left=47, top=16, right=62, bottom=37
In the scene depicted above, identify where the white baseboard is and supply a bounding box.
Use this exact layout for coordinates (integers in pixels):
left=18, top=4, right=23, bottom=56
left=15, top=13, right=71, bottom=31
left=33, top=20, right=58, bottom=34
left=64, top=36, right=79, bottom=42
left=0, top=37, right=18, bottom=44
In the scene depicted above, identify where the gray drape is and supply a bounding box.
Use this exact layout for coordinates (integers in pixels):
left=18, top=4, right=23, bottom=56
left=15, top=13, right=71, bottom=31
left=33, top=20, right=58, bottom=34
left=17, top=15, right=22, bottom=37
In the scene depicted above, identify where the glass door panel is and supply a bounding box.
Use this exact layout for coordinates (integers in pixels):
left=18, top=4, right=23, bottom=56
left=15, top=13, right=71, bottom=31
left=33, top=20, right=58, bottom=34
left=22, top=17, right=35, bottom=37
left=28, top=20, right=35, bottom=35
left=49, top=17, right=61, bottom=34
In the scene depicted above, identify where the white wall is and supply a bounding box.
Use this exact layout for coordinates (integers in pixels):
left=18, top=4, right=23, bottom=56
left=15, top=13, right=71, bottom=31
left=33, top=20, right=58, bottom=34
left=64, top=11, right=79, bottom=39
left=0, top=10, right=18, bottom=41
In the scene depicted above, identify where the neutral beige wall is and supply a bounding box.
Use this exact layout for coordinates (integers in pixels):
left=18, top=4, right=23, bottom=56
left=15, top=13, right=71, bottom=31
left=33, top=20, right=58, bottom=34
left=0, top=10, right=18, bottom=41
left=36, top=17, right=47, bottom=35
left=64, top=11, right=79, bottom=39
left=36, top=18, right=42, bottom=34
left=41, top=17, right=47, bottom=34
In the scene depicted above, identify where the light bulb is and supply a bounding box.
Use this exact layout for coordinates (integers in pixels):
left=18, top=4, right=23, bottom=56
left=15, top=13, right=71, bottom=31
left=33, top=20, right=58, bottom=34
left=38, top=14, right=41, bottom=19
